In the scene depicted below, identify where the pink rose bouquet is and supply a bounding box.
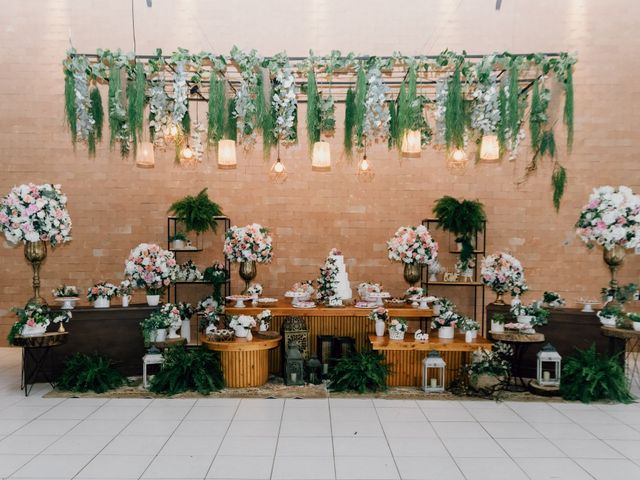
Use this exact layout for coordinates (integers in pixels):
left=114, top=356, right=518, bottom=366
left=387, top=225, right=438, bottom=265
left=124, top=243, right=177, bottom=295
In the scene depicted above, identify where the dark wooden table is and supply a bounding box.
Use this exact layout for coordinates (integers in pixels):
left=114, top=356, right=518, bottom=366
left=14, top=332, right=69, bottom=396
left=489, top=331, right=545, bottom=390
left=601, top=326, right=640, bottom=390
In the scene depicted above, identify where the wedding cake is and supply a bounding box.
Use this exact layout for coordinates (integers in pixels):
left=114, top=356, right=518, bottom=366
left=329, top=251, right=352, bottom=300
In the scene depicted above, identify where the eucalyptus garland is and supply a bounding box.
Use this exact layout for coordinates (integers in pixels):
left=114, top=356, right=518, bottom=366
left=344, top=88, right=356, bottom=158
left=148, top=74, right=170, bottom=145
left=363, top=66, right=390, bottom=142
left=108, top=64, right=130, bottom=157
left=191, top=121, right=205, bottom=162
left=235, top=78, right=257, bottom=148
left=471, top=74, right=499, bottom=136
left=272, top=63, right=297, bottom=144
left=171, top=60, right=189, bottom=128
left=354, top=66, right=367, bottom=146
left=434, top=78, right=448, bottom=146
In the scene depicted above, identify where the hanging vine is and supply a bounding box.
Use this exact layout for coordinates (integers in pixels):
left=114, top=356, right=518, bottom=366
left=344, top=88, right=356, bottom=158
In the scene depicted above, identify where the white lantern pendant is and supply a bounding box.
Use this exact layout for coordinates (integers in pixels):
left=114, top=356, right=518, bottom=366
left=311, top=141, right=331, bottom=171
left=447, top=148, right=468, bottom=174
left=136, top=141, right=155, bottom=168
left=401, top=129, right=422, bottom=158
left=217, top=139, right=237, bottom=169
left=422, top=350, right=446, bottom=393
left=270, top=145, right=288, bottom=183
left=479, top=134, right=500, bottom=161
left=356, top=145, right=374, bottom=182
left=536, top=343, right=562, bottom=388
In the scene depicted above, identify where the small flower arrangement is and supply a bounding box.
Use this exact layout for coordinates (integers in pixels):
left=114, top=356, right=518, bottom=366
left=542, top=291, right=565, bottom=308
left=197, top=295, right=221, bottom=316
left=229, top=315, right=256, bottom=331
left=291, top=281, right=315, bottom=295
left=159, top=303, right=183, bottom=330
left=458, top=316, right=480, bottom=332
left=176, top=260, right=203, bottom=282
left=176, top=302, right=194, bottom=320
left=510, top=302, right=550, bottom=327
left=369, top=307, right=389, bottom=323
left=256, top=310, right=272, bottom=329
left=329, top=248, right=342, bottom=256
left=510, top=281, right=529, bottom=298
left=247, top=283, right=263, bottom=297
left=0, top=183, right=72, bottom=246
left=628, top=312, right=640, bottom=324
left=140, top=312, right=171, bottom=343
left=405, top=286, right=424, bottom=298
left=388, top=318, right=408, bottom=333
left=203, top=262, right=228, bottom=284
left=431, top=310, right=461, bottom=330
left=223, top=224, right=273, bottom=263
left=124, top=243, right=177, bottom=295
left=480, top=252, right=525, bottom=294
left=52, top=285, right=79, bottom=298
left=576, top=185, right=640, bottom=250
left=118, top=280, right=134, bottom=297
left=8, top=304, right=71, bottom=344
left=434, top=297, right=456, bottom=313
left=387, top=225, right=439, bottom=265
left=86, top=282, right=118, bottom=301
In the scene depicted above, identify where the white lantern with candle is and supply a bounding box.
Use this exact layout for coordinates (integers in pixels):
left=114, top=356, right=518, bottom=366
left=422, top=350, right=446, bottom=393
left=136, top=142, right=155, bottom=168
left=311, top=141, right=331, bottom=171
left=536, top=343, right=561, bottom=387
left=401, top=129, right=422, bottom=157
left=480, top=134, right=500, bottom=161
left=217, top=139, right=237, bottom=169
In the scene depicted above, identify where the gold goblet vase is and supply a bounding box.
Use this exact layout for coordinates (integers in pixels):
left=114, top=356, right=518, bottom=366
left=24, top=240, right=47, bottom=306
left=239, top=261, right=257, bottom=295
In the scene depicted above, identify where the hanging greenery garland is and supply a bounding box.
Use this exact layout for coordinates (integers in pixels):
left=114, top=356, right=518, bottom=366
left=363, top=65, right=390, bottom=143
left=306, top=69, right=320, bottom=148
left=434, top=78, right=448, bottom=146
left=64, top=70, right=77, bottom=146
left=564, top=65, right=574, bottom=152
left=108, top=64, right=130, bottom=158
left=354, top=65, right=367, bottom=147
left=127, top=62, right=146, bottom=156
left=551, top=163, right=567, bottom=212
left=344, top=88, right=356, bottom=158
left=272, top=59, right=297, bottom=145
left=225, top=98, right=237, bottom=142
left=89, top=87, right=103, bottom=143
left=230, top=46, right=261, bottom=150
left=444, top=65, right=465, bottom=150
left=207, top=75, right=226, bottom=146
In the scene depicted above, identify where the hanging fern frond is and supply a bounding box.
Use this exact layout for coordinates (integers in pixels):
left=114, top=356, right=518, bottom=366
left=539, top=129, right=556, bottom=159
left=552, top=163, right=567, bottom=211
left=388, top=99, right=398, bottom=150
left=564, top=66, right=574, bottom=152
left=181, top=108, right=191, bottom=135
left=207, top=75, right=226, bottom=146
left=354, top=66, right=367, bottom=146
left=344, top=87, right=356, bottom=158
left=508, top=59, right=520, bottom=140
left=226, top=98, right=237, bottom=141
left=497, top=82, right=508, bottom=152
left=90, top=87, right=104, bottom=142
left=64, top=70, right=77, bottom=145
left=127, top=62, right=146, bottom=155
left=529, top=80, right=541, bottom=152
left=306, top=69, right=320, bottom=149
left=445, top=66, right=465, bottom=150
left=394, top=81, right=407, bottom=148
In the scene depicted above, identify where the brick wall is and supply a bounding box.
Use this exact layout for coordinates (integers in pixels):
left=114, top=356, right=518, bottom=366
left=1, top=0, right=639, bottom=341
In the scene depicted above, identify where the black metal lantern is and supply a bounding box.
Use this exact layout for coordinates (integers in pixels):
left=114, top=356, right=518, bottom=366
left=285, top=341, right=305, bottom=386
left=317, top=335, right=334, bottom=377
left=332, top=336, right=356, bottom=359
left=306, top=354, right=323, bottom=385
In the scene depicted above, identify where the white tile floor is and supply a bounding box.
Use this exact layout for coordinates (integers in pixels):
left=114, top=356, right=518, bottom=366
left=0, top=347, right=639, bottom=480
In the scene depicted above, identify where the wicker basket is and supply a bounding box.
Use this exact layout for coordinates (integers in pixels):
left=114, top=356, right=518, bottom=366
left=388, top=329, right=405, bottom=341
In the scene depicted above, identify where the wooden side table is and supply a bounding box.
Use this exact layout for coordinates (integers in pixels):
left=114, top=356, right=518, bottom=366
left=13, top=332, right=69, bottom=396
left=201, top=334, right=281, bottom=388
left=489, top=331, right=545, bottom=390
left=601, top=326, right=640, bottom=390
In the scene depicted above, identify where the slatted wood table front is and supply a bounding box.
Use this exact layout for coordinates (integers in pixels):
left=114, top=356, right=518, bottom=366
left=369, top=334, right=493, bottom=387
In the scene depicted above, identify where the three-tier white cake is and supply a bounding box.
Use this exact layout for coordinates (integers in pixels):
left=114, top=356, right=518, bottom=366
left=330, top=254, right=352, bottom=300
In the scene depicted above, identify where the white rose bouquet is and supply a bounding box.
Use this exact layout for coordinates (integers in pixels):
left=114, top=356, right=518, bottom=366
left=124, top=243, right=177, bottom=295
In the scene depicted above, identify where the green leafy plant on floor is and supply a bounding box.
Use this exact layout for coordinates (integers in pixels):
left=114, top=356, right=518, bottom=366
left=560, top=344, right=634, bottom=404
left=168, top=188, right=224, bottom=234
left=328, top=351, right=390, bottom=393
left=57, top=353, right=126, bottom=394
left=433, top=196, right=486, bottom=268
left=150, top=346, right=224, bottom=395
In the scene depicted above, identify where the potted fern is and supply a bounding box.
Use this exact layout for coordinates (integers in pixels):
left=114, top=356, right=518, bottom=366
left=433, top=196, right=486, bottom=269
left=169, top=232, right=188, bottom=250
left=168, top=188, right=224, bottom=235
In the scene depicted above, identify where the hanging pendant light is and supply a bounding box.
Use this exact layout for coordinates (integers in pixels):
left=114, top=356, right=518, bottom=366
left=136, top=141, right=155, bottom=168
left=401, top=130, right=422, bottom=157
left=270, top=144, right=288, bottom=183
left=217, top=139, right=237, bottom=169
left=356, top=145, right=374, bottom=183
left=447, top=148, right=468, bottom=174
left=479, top=134, right=500, bottom=161
left=311, top=141, right=331, bottom=171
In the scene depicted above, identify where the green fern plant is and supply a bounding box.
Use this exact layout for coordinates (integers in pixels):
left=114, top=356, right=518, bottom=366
left=127, top=62, right=146, bottom=155
left=328, top=351, right=390, bottom=393
left=64, top=70, right=77, bottom=146
left=560, top=344, right=633, bottom=404
left=57, top=353, right=126, bottom=394
left=344, top=88, right=356, bottom=158
left=150, top=346, right=224, bottom=395
left=168, top=188, right=224, bottom=234
left=207, top=75, right=226, bottom=146
left=433, top=196, right=486, bottom=266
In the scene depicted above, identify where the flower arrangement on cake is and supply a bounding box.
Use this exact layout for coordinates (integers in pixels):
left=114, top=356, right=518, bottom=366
left=480, top=252, right=524, bottom=303
left=257, top=310, right=272, bottom=331
left=387, top=225, right=439, bottom=265
left=86, top=282, right=118, bottom=301
left=317, top=256, right=340, bottom=304
left=176, top=260, right=203, bottom=282
left=159, top=303, right=183, bottom=338
left=575, top=185, right=640, bottom=251
left=124, top=243, right=177, bottom=296
left=223, top=223, right=273, bottom=263
left=0, top=183, right=72, bottom=246
left=358, top=282, right=383, bottom=298
left=52, top=285, right=79, bottom=298
left=247, top=283, right=263, bottom=297
left=7, top=304, right=71, bottom=344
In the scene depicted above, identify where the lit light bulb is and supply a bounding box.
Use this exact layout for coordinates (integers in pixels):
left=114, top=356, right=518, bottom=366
left=181, top=146, right=193, bottom=159
left=360, top=159, right=369, bottom=171
left=452, top=149, right=465, bottom=161
left=274, top=161, right=284, bottom=173
left=169, top=125, right=178, bottom=136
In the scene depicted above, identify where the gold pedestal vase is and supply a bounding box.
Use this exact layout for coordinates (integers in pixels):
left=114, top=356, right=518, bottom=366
left=603, top=245, right=626, bottom=307
left=403, top=263, right=421, bottom=286
left=493, top=291, right=505, bottom=305
left=24, top=240, right=47, bottom=306
left=239, top=261, right=257, bottom=294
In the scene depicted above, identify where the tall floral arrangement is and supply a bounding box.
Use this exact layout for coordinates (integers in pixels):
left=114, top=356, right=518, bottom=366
left=0, top=183, right=72, bottom=246
left=317, top=256, right=339, bottom=303
left=124, top=243, right=177, bottom=294
left=387, top=225, right=439, bottom=265
left=480, top=252, right=525, bottom=294
left=575, top=186, right=640, bottom=250
left=223, top=224, right=273, bottom=263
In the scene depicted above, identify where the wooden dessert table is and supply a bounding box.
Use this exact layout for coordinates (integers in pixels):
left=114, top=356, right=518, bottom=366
left=369, top=333, right=492, bottom=387
left=226, top=299, right=433, bottom=375
left=489, top=331, right=545, bottom=389
left=201, top=334, right=282, bottom=388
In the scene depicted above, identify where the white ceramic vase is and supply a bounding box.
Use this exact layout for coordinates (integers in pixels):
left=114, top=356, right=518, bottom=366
left=59, top=298, right=77, bottom=310
left=121, top=295, right=130, bottom=307
left=155, top=329, right=167, bottom=342
left=438, top=326, right=455, bottom=339
left=181, top=319, right=191, bottom=343
left=146, top=295, right=160, bottom=307
left=234, top=326, right=248, bottom=338
left=93, top=296, right=110, bottom=308
left=491, top=321, right=504, bottom=333
left=633, top=322, right=640, bottom=332
left=167, top=325, right=180, bottom=339
left=375, top=321, right=386, bottom=337
left=259, top=323, right=269, bottom=332
left=465, top=331, right=474, bottom=343
left=171, top=240, right=185, bottom=250
left=246, top=330, right=253, bottom=341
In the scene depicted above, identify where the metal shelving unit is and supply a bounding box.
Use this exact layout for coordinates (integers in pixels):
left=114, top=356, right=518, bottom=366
left=421, top=218, right=487, bottom=333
